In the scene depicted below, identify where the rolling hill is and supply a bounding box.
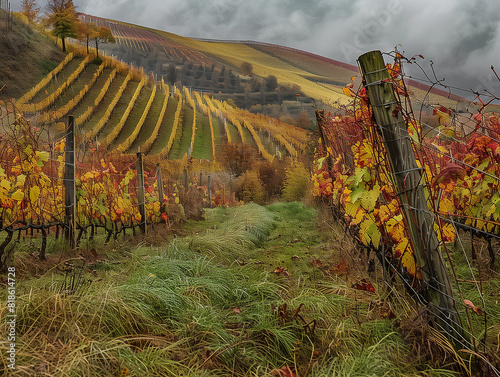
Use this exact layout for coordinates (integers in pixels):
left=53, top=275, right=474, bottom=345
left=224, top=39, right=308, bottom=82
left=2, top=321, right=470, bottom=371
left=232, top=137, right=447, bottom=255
left=1, top=11, right=472, bottom=162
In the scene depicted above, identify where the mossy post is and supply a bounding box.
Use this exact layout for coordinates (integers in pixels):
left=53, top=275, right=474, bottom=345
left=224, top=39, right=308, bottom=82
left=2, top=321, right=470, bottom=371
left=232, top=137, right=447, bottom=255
left=357, top=51, right=465, bottom=346
left=64, top=115, right=76, bottom=248
left=136, top=152, right=146, bottom=234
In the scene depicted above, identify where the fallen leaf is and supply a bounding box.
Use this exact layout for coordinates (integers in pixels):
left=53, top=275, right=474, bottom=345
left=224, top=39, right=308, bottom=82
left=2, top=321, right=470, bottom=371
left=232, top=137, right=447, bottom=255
left=463, top=299, right=483, bottom=315
left=355, top=279, right=375, bottom=292
left=271, top=365, right=297, bottom=377
left=331, top=259, right=347, bottom=274
left=311, top=259, right=323, bottom=267
left=273, top=267, right=289, bottom=276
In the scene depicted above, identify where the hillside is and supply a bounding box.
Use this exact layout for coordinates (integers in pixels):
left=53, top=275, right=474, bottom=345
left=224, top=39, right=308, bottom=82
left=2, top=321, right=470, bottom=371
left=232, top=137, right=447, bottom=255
left=81, top=14, right=470, bottom=112
left=1, top=11, right=475, bottom=163
left=0, top=12, right=65, bottom=99
left=7, top=28, right=307, bottom=161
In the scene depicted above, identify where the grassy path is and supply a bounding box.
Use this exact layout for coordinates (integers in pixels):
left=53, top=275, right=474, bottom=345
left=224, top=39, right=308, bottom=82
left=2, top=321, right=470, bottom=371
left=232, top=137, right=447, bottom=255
left=0, top=203, right=465, bottom=376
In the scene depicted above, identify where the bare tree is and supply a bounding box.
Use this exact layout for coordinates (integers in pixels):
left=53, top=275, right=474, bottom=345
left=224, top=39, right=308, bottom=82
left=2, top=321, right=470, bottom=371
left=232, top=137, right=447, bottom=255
left=21, top=0, right=40, bottom=23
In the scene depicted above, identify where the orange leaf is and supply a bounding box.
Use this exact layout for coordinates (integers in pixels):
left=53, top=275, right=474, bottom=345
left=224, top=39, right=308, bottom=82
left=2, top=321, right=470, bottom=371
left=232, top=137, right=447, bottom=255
left=342, top=86, right=353, bottom=97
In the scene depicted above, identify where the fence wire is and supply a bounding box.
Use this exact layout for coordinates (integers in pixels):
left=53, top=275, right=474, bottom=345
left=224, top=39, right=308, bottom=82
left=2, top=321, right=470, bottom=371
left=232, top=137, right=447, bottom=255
left=317, top=50, right=500, bottom=375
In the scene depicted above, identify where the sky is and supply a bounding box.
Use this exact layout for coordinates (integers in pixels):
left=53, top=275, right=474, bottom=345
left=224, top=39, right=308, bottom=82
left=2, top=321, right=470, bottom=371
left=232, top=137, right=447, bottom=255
left=8, top=0, right=500, bottom=98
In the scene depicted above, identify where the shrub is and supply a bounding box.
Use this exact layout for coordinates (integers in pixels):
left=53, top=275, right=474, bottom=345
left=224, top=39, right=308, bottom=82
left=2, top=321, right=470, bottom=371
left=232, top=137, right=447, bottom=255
left=235, top=170, right=265, bottom=204
left=258, top=159, right=286, bottom=200
left=282, top=161, right=310, bottom=202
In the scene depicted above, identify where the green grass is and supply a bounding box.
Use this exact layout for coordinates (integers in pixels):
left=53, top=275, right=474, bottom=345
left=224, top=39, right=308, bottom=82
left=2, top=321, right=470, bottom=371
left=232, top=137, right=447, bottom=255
left=29, top=57, right=85, bottom=104
left=48, top=61, right=101, bottom=112
left=0, top=202, right=484, bottom=376
left=240, top=123, right=257, bottom=149
left=211, top=114, right=224, bottom=149
left=98, top=80, right=139, bottom=140
left=192, top=111, right=213, bottom=160
left=83, top=73, right=127, bottom=132
left=226, top=121, right=241, bottom=143
left=148, top=95, right=178, bottom=154
left=170, top=105, right=193, bottom=159
left=71, top=67, right=115, bottom=119
left=109, top=84, right=152, bottom=149
left=129, top=90, right=166, bottom=151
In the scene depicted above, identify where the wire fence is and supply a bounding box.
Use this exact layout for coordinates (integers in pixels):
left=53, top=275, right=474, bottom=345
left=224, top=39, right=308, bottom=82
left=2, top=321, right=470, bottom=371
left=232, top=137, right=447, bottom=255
left=315, top=50, right=500, bottom=375
left=0, top=100, right=238, bottom=269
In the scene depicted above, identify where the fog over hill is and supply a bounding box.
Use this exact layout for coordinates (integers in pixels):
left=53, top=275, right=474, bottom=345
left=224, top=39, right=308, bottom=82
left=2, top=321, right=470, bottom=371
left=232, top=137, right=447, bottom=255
left=9, top=0, right=500, bottom=98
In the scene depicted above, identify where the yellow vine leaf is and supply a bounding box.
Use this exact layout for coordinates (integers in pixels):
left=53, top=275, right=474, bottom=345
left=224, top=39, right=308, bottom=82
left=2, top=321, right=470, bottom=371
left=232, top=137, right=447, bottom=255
left=438, top=197, right=454, bottom=214
left=30, top=186, right=40, bottom=203
left=360, top=184, right=380, bottom=211
left=342, top=86, right=352, bottom=97
left=11, top=190, right=24, bottom=201
left=386, top=215, right=404, bottom=242
left=360, top=219, right=381, bottom=248
left=401, top=249, right=419, bottom=277
left=395, top=238, right=409, bottom=257
left=441, top=223, right=457, bottom=243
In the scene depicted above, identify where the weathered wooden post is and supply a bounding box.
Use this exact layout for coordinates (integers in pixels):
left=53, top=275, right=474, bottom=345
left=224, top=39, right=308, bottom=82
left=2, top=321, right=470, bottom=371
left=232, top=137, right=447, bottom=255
left=208, top=174, right=212, bottom=209
left=358, top=51, right=465, bottom=345
left=156, top=163, right=164, bottom=204
left=64, top=115, right=76, bottom=248
left=136, top=152, right=146, bottom=234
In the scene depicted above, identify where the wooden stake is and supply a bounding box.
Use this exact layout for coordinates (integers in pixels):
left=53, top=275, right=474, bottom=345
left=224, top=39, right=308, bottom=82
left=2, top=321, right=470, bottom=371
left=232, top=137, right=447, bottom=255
left=136, top=152, right=146, bottom=234
left=64, top=115, right=76, bottom=248
left=358, top=51, right=465, bottom=346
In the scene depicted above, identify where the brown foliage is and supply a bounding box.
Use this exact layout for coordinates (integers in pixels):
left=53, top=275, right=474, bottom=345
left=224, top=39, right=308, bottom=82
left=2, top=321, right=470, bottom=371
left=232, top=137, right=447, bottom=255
left=219, top=142, right=256, bottom=177
left=241, top=61, right=253, bottom=77
left=258, top=159, right=286, bottom=200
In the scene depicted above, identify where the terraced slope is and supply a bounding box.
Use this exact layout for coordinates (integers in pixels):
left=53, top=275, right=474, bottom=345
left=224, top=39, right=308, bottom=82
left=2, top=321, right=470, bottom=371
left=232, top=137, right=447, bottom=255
left=16, top=47, right=307, bottom=161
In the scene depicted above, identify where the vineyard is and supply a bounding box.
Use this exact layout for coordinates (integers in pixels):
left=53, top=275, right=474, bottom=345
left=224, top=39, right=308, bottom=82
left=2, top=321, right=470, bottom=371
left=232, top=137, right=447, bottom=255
left=0, top=38, right=310, bottom=271
left=312, top=51, right=500, bottom=374
left=1, top=10, right=500, bottom=377
left=13, top=45, right=307, bottom=161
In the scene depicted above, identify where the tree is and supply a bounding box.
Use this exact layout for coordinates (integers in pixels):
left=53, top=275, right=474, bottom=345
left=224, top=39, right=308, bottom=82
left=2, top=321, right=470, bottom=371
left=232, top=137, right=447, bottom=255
left=77, top=21, right=97, bottom=54
left=167, top=64, right=176, bottom=85
left=21, top=0, right=40, bottom=23
left=46, top=0, right=79, bottom=52
left=295, top=111, right=311, bottom=129
left=92, top=25, right=115, bottom=59
left=265, top=75, right=278, bottom=91
left=241, top=61, right=253, bottom=76
left=220, top=142, right=256, bottom=177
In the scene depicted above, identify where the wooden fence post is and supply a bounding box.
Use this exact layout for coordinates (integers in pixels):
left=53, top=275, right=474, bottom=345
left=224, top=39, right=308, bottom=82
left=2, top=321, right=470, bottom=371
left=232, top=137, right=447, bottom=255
left=156, top=163, right=165, bottom=222
left=156, top=163, right=164, bottom=204
left=64, top=115, right=76, bottom=248
left=208, top=174, right=212, bottom=209
left=136, top=152, right=146, bottom=234
left=357, top=51, right=465, bottom=345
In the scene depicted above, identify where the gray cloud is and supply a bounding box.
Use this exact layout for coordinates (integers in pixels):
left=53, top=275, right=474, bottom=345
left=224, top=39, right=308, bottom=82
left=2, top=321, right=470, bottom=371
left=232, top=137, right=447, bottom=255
left=8, top=0, right=500, bottom=97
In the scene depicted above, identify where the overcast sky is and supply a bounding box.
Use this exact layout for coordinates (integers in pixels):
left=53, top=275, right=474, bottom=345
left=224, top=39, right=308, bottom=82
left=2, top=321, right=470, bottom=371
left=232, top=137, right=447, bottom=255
left=8, top=0, right=500, bottom=98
